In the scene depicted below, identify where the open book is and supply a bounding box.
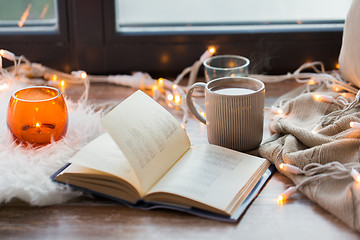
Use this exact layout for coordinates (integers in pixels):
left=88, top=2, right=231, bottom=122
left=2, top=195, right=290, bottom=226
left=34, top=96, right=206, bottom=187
left=53, top=90, right=273, bottom=222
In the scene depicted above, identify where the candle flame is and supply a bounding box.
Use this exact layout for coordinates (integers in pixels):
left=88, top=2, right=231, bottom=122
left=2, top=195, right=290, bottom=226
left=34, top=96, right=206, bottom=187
left=60, top=80, right=65, bottom=87
left=36, top=122, right=41, bottom=128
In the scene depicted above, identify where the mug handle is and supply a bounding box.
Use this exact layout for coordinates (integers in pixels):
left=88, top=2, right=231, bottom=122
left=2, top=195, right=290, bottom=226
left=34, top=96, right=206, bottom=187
left=186, top=82, right=207, bottom=124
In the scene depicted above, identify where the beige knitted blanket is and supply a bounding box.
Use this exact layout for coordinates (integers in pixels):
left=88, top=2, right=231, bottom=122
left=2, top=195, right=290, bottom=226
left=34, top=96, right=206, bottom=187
left=259, top=84, right=360, bottom=231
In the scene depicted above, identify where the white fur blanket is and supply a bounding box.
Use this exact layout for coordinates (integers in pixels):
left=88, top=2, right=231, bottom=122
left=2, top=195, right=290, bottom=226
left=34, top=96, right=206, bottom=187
left=0, top=83, right=105, bottom=206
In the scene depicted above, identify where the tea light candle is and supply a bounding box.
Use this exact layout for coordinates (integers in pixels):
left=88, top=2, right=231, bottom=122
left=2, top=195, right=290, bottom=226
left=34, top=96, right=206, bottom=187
left=7, top=86, right=68, bottom=146
left=20, top=122, right=57, bottom=143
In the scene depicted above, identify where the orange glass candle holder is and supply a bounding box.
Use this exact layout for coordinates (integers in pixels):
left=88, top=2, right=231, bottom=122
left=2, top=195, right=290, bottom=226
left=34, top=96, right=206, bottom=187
left=7, top=86, right=68, bottom=146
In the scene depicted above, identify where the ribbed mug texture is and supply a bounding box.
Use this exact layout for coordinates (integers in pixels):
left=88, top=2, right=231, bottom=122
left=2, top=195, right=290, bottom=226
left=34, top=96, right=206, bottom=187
left=205, top=78, right=264, bottom=151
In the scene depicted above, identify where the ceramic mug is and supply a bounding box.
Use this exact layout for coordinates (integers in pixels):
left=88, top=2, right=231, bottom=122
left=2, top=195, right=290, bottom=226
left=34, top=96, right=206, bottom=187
left=186, top=76, right=265, bottom=151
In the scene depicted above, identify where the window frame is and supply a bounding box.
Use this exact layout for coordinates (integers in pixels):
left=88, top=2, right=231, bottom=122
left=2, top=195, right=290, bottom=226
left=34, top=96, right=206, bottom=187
left=0, top=0, right=345, bottom=76
left=102, top=0, right=344, bottom=76
left=0, top=0, right=70, bottom=71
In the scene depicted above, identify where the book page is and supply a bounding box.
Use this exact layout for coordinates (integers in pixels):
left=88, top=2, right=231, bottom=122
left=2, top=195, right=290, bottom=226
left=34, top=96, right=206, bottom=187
left=66, top=133, right=143, bottom=194
left=54, top=163, right=141, bottom=203
left=101, top=90, right=191, bottom=193
left=146, top=144, right=269, bottom=213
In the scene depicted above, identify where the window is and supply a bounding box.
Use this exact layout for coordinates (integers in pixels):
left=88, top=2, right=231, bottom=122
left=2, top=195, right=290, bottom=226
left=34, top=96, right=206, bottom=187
left=115, top=0, right=351, bottom=34
left=0, top=0, right=57, bottom=32
left=0, top=0, right=352, bottom=76
left=0, top=0, right=67, bottom=71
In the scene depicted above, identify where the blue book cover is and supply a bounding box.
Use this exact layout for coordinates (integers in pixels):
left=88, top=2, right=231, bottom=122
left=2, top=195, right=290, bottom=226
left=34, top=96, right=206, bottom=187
left=51, top=163, right=275, bottom=222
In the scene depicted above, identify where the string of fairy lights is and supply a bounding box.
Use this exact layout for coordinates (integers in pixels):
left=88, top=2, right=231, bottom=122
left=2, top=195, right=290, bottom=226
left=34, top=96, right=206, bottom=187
left=0, top=47, right=215, bottom=127
left=263, top=62, right=360, bottom=205
left=277, top=161, right=360, bottom=205
left=1, top=47, right=360, bottom=205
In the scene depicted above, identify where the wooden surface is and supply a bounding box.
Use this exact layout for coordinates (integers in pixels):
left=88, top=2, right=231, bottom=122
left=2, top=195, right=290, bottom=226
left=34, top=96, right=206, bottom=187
left=1, top=80, right=360, bottom=240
